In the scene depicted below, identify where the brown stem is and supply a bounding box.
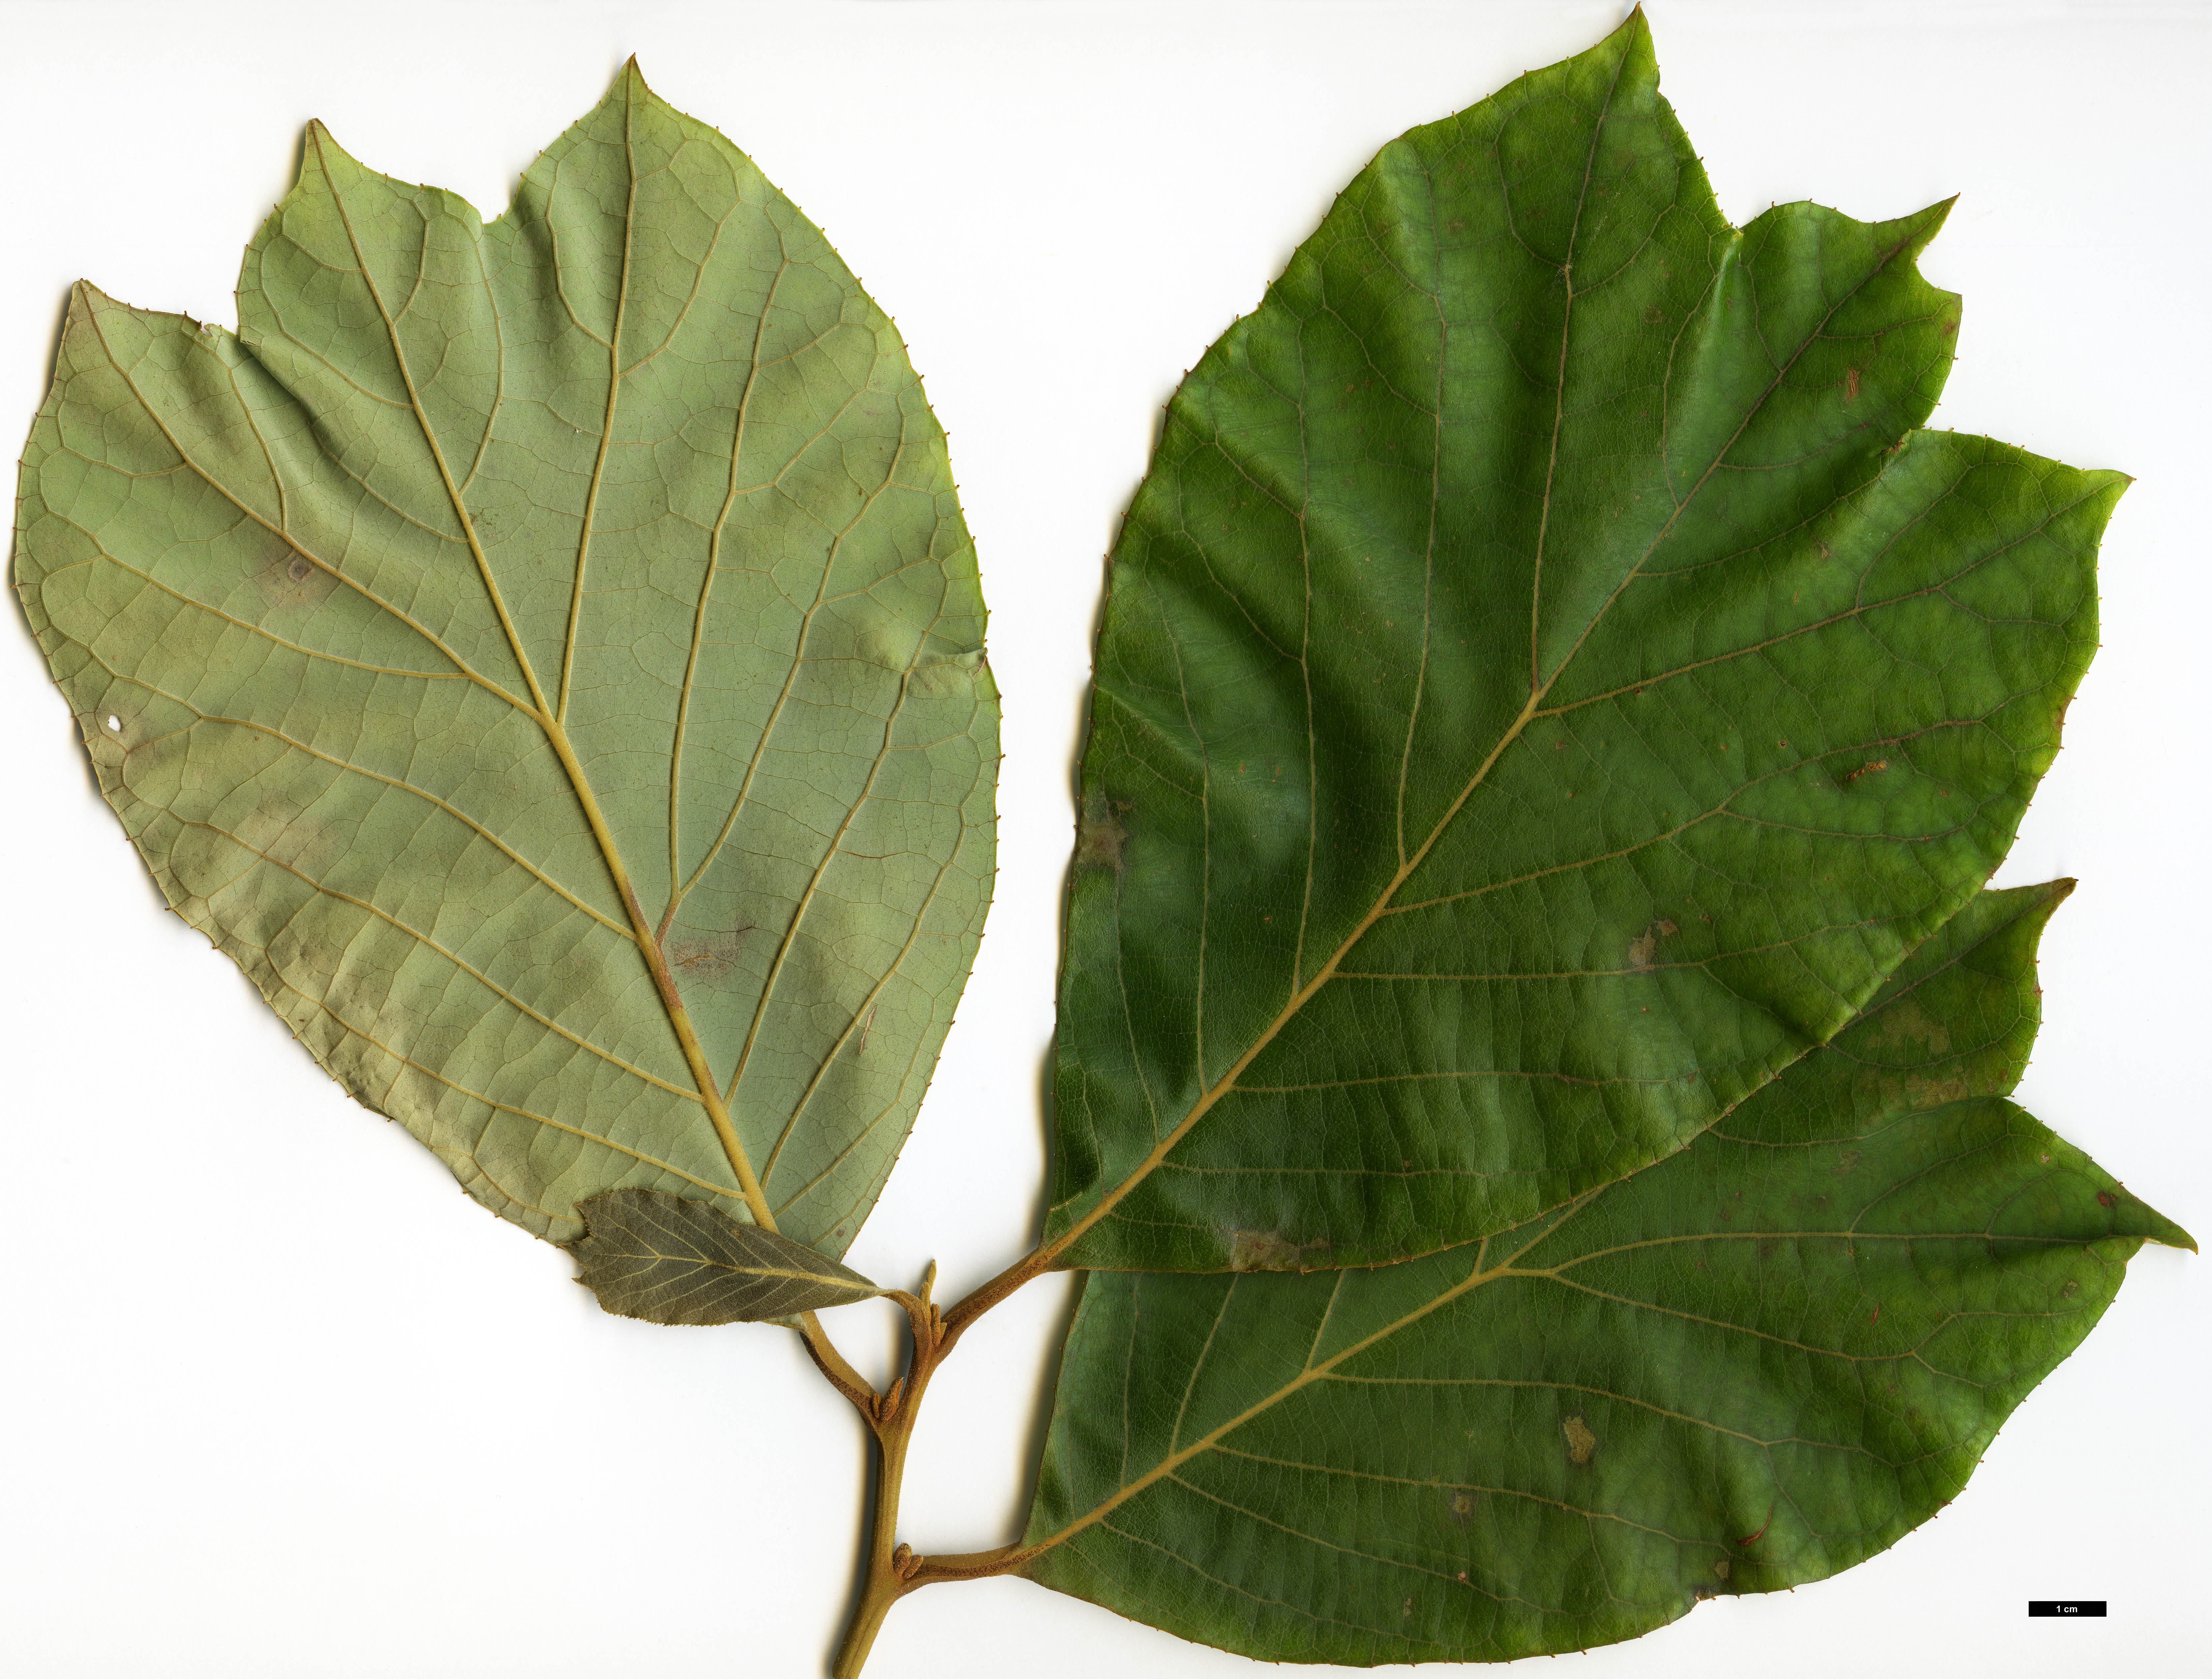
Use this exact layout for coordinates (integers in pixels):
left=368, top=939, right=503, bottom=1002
left=906, top=1540, right=1032, bottom=1587
left=797, top=1311, right=879, bottom=1418
left=939, top=1251, right=1043, bottom=1341
left=826, top=1277, right=949, bottom=1678
left=831, top=1424, right=920, bottom=1679
left=816, top=1254, right=1065, bottom=1673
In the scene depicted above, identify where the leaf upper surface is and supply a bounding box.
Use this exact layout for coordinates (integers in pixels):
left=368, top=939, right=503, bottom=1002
left=13, top=66, right=997, bottom=1254
left=1048, top=13, right=2110, bottom=1271
left=1023, top=883, right=2193, bottom=1661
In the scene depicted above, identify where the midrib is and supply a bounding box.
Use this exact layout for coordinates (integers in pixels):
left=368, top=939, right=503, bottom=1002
left=315, top=128, right=781, bottom=1235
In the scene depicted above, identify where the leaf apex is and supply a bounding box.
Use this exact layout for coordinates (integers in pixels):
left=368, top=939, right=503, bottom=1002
left=616, top=55, right=657, bottom=102
left=1612, top=4, right=1657, bottom=62
left=298, top=118, right=360, bottom=176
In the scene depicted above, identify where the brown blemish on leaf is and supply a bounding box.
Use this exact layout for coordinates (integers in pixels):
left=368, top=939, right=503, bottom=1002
left=254, top=546, right=337, bottom=612
left=1902, top=1071, right=1971, bottom=1107
left=1845, top=366, right=1861, bottom=402
left=1226, top=1229, right=1327, bottom=1272
left=1858, top=998, right=1952, bottom=1056
left=1075, top=791, right=1129, bottom=872
left=664, top=926, right=749, bottom=984
left=2096, top=1191, right=2115, bottom=1208
left=1712, top=1557, right=1731, bottom=1580
left=1627, top=914, right=1680, bottom=973
left=1446, top=1488, right=1477, bottom=1526
left=1562, top=1415, right=1598, bottom=1465
left=1841, top=758, right=1890, bottom=785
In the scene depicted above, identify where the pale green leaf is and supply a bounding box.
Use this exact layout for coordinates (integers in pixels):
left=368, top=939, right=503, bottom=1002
left=12, top=65, right=997, bottom=1255
left=1047, top=10, right=2110, bottom=1272
left=1023, top=882, right=2193, bottom=1661
left=569, top=1188, right=882, bottom=1323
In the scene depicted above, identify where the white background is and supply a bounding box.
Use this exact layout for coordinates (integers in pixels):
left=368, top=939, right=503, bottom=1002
left=1, top=2, right=2204, bottom=1675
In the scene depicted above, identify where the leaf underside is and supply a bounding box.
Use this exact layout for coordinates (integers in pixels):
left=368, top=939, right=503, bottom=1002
left=13, top=65, right=997, bottom=1257
left=1024, top=881, right=2192, bottom=1662
left=569, top=1188, right=880, bottom=1323
left=1048, top=9, right=2114, bottom=1273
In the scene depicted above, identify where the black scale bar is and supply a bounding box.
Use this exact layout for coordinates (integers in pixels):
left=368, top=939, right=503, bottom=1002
left=2027, top=1601, right=2107, bottom=1617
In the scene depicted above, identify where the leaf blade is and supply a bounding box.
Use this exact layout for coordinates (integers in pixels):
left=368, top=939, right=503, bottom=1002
left=569, top=1188, right=881, bottom=1324
left=12, top=67, right=997, bottom=1255
left=1050, top=13, right=2105, bottom=1272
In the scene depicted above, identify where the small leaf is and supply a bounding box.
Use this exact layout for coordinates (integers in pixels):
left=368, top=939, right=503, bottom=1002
left=1021, top=884, right=2191, bottom=1661
left=569, top=1188, right=881, bottom=1324
left=1048, top=9, right=2110, bottom=1272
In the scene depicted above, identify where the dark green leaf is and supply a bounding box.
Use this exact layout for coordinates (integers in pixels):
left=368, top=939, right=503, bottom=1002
left=12, top=65, right=996, bottom=1257
left=569, top=1188, right=881, bottom=1324
left=1048, top=10, right=2110, bottom=1272
left=1022, top=882, right=2192, bottom=1661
